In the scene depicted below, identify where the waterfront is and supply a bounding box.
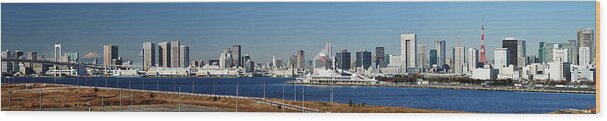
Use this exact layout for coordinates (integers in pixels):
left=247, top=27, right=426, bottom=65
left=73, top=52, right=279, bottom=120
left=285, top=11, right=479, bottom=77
left=1, top=77, right=596, bottom=113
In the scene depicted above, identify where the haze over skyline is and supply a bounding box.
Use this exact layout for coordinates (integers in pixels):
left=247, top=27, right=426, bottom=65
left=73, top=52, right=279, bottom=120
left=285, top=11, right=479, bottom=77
left=1, top=2, right=596, bottom=64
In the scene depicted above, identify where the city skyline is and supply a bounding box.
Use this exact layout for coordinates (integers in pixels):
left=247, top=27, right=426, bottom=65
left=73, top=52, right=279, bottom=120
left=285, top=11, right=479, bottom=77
left=1, top=2, right=596, bottom=64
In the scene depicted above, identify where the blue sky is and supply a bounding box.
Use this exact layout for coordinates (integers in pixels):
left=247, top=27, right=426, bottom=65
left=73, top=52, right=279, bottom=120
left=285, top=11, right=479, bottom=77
left=1, top=2, right=596, bottom=64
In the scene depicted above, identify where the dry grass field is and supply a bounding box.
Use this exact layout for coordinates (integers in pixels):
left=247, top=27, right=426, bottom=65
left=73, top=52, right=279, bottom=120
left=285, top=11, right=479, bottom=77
left=1, top=83, right=460, bottom=113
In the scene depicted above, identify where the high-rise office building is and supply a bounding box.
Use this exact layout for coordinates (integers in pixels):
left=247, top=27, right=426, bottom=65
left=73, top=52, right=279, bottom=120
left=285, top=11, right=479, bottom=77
left=143, top=42, right=156, bottom=67
left=27, top=51, right=37, bottom=60
left=375, top=47, right=386, bottom=68
left=453, top=40, right=465, bottom=74
left=103, top=44, right=118, bottom=66
left=494, top=48, right=508, bottom=68
left=66, top=52, right=79, bottom=63
left=577, top=28, right=594, bottom=63
left=355, top=50, right=372, bottom=70
left=568, top=40, right=578, bottom=65
left=579, top=47, right=591, bottom=67
left=401, top=33, right=417, bottom=71
left=538, top=42, right=545, bottom=63
left=219, top=48, right=233, bottom=68
left=468, top=48, right=478, bottom=71
left=272, top=56, right=282, bottom=68
left=526, top=56, right=538, bottom=64
left=245, top=59, right=255, bottom=73
left=2, top=50, right=13, bottom=73
left=553, top=45, right=568, bottom=62
left=296, top=50, right=305, bottom=69
left=417, top=44, right=427, bottom=69
left=517, top=40, right=526, bottom=67
left=170, top=41, right=181, bottom=67
left=158, top=42, right=171, bottom=67
left=242, top=55, right=251, bottom=63
left=502, top=38, right=518, bottom=67
left=232, top=45, right=242, bottom=68
left=336, top=49, right=351, bottom=70
left=429, top=49, right=437, bottom=66
left=435, top=40, right=446, bottom=68
left=180, top=45, right=190, bottom=67
left=539, top=42, right=575, bottom=64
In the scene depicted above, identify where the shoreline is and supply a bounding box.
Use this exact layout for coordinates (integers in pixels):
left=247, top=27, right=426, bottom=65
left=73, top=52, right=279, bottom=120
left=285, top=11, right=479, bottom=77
left=0, top=83, right=460, bottom=113
left=2, top=77, right=595, bottom=94
left=287, top=82, right=596, bottom=94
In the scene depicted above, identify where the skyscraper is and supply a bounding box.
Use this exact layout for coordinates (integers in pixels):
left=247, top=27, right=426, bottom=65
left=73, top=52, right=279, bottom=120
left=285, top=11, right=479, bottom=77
left=453, top=38, right=465, bottom=74
left=336, top=49, right=351, bottom=70
left=272, top=56, right=282, bottom=68
left=435, top=40, right=446, bottom=68
left=577, top=28, right=594, bottom=63
left=103, top=44, right=118, bottom=66
left=517, top=40, right=526, bottom=67
left=219, top=48, right=233, bottom=68
left=143, top=42, right=156, bottom=67
left=243, top=54, right=251, bottom=63
left=538, top=42, right=545, bottom=63
left=170, top=41, right=181, bottom=67
left=158, top=42, right=171, bottom=67
left=553, top=44, right=568, bottom=62
left=355, top=50, right=372, bottom=70
left=66, top=52, right=79, bottom=63
left=375, top=47, right=386, bottom=68
left=296, top=50, right=305, bottom=69
left=568, top=40, right=578, bottom=65
left=2, top=50, right=13, bottom=73
left=539, top=42, right=575, bottom=64
left=401, top=33, right=417, bottom=71
left=502, top=38, right=518, bottom=67
left=417, top=44, right=427, bottom=69
left=429, top=49, right=437, bottom=67
left=180, top=45, right=190, bottom=67
left=27, top=51, right=37, bottom=60
left=468, top=48, right=478, bottom=71
left=245, top=59, right=255, bottom=73
left=232, top=45, right=242, bottom=68
left=579, top=47, right=591, bottom=67
left=494, top=48, right=508, bottom=68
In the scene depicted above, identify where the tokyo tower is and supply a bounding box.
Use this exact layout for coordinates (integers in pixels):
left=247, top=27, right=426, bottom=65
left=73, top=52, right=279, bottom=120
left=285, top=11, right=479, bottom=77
left=479, top=17, right=487, bottom=64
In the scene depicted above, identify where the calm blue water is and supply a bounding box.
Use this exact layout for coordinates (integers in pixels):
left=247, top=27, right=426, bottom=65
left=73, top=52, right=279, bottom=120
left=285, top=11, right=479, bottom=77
left=1, top=77, right=596, bottom=113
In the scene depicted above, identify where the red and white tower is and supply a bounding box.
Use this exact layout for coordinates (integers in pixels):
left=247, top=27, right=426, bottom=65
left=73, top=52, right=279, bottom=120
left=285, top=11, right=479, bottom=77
left=479, top=17, right=487, bottom=64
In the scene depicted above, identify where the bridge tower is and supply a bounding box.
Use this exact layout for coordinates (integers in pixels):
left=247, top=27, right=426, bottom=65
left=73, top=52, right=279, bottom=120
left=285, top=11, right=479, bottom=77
left=54, top=43, right=62, bottom=62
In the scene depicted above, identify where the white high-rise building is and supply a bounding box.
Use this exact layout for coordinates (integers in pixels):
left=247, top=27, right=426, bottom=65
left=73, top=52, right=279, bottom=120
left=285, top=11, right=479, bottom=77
left=579, top=47, right=591, bottom=67
left=467, top=48, right=478, bottom=72
left=401, top=33, right=417, bottom=72
left=548, top=61, right=570, bottom=81
left=494, top=48, right=508, bottom=69
left=453, top=40, right=465, bottom=74
left=417, top=44, right=427, bottom=69
left=170, top=41, right=181, bottom=67
left=553, top=44, right=568, bottom=62
left=143, top=42, right=156, bottom=68
left=180, top=45, right=190, bottom=67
